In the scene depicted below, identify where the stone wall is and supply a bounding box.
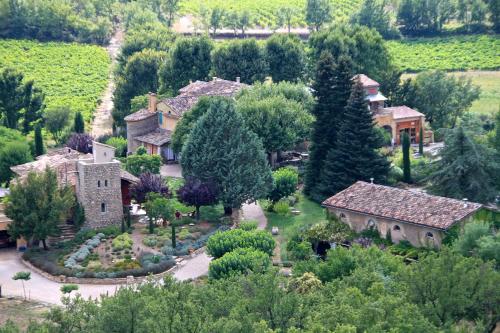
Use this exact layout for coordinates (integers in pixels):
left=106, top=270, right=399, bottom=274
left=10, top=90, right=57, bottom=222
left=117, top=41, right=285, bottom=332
left=327, top=207, right=445, bottom=248
left=77, top=159, right=123, bottom=228
left=126, top=115, right=159, bottom=154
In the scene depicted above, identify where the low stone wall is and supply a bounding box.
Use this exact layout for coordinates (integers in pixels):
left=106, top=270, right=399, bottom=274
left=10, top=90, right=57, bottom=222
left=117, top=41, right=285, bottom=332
left=20, top=247, right=207, bottom=285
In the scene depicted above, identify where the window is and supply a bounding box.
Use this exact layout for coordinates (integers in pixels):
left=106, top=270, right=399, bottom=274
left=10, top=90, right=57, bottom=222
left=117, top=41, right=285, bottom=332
left=367, top=219, right=376, bottom=228
left=104, top=180, right=108, bottom=187
left=158, top=112, right=163, bottom=125
left=101, top=203, right=106, bottom=213
left=97, top=180, right=101, bottom=187
left=393, top=225, right=401, bottom=231
left=426, top=232, right=434, bottom=239
left=339, top=213, right=347, bottom=221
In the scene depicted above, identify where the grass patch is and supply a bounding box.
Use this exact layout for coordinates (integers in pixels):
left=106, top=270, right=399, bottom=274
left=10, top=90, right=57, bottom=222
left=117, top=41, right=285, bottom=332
left=0, top=298, right=50, bottom=330
left=387, top=35, right=500, bottom=72
left=263, top=193, right=327, bottom=261
left=0, top=39, right=111, bottom=123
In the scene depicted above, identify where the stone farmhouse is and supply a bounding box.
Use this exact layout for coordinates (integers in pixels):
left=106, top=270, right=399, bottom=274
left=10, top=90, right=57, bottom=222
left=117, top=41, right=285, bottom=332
left=9, top=142, right=137, bottom=236
left=354, top=74, right=434, bottom=145
left=323, top=181, right=482, bottom=248
left=125, top=77, right=246, bottom=160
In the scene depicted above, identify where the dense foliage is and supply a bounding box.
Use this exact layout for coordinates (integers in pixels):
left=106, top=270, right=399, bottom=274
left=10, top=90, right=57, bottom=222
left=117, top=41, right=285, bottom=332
left=177, top=177, right=218, bottom=220
left=66, top=133, right=93, bottom=154
left=130, top=172, right=169, bottom=204
left=0, top=0, right=114, bottom=44
left=269, top=167, right=299, bottom=202
left=206, top=228, right=276, bottom=258
left=124, top=147, right=162, bottom=176
left=209, top=247, right=271, bottom=279
left=5, top=168, right=75, bottom=249
left=181, top=98, right=272, bottom=212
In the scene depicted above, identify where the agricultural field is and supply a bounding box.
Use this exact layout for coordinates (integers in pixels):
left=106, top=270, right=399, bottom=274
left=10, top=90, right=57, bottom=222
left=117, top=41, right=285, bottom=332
left=0, top=39, right=111, bottom=122
left=180, top=0, right=362, bottom=27
left=387, top=35, right=500, bottom=72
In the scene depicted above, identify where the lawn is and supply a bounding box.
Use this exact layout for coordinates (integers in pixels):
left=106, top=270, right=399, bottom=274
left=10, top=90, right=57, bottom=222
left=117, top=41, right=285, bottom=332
left=387, top=35, right=500, bottom=72
left=180, top=0, right=362, bottom=27
left=264, top=193, right=327, bottom=262
left=0, top=39, right=111, bottom=122
left=402, top=71, right=500, bottom=116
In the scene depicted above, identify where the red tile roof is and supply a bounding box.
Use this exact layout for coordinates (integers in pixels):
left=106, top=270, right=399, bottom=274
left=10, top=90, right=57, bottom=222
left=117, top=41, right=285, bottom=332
left=353, top=74, right=380, bottom=87
left=383, top=106, right=424, bottom=120
left=322, top=181, right=482, bottom=230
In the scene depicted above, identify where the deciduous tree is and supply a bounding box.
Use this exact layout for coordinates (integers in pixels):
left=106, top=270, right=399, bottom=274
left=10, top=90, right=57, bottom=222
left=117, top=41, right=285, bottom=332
left=6, top=168, right=75, bottom=249
left=130, top=172, right=169, bottom=204
left=265, top=34, right=305, bottom=83
left=44, top=106, right=70, bottom=144
left=0, top=141, right=32, bottom=184
left=305, top=0, right=332, bottom=31
left=177, top=177, right=218, bottom=220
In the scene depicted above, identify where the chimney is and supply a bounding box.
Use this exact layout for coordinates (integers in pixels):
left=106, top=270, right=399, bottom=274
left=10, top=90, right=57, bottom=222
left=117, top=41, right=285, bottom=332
left=212, top=76, right=217, bottom=82
left=370, top=178, right=374, bottom=184
left=148, top=92, right=157, bottom=113
left=236, top=76, right=240, bottom=83
left=462, top=198, right=468, bottom=208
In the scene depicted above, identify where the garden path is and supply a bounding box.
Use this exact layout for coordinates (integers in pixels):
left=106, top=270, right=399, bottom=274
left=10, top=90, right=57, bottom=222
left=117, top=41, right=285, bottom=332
left=91, top=28, right=124, bottom=138
left=0, top=249, right=118, bottom=305
left=242, top=202, right=268, bottom=230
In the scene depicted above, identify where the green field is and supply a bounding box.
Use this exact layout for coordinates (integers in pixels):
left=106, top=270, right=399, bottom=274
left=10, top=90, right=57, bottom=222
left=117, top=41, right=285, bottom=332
left=180, top=0, right=362, bottom=27
left=0, top=39, right=111, bottom=122
left=388, top=35, right=500, bottom=72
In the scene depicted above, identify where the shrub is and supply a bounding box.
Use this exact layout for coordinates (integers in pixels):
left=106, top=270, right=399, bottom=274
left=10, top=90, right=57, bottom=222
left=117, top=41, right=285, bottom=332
left=209, top=248, right=271, bottom=280
left=114, top=259, right=141, bottom=270
left=240, top=220, right=258, bottom=231
left=206, top=229, right=275, bottom=258
left=112, top=233, right=133, bottom=251
left=273, top=200, right=290, bottom=216
left=178, top=228, right=190, bottom=240
left=269, top=167, right=299, bottom=202
left=161, top=246, right=175, bottom=256
left=142, top=236, right=158, bottom=247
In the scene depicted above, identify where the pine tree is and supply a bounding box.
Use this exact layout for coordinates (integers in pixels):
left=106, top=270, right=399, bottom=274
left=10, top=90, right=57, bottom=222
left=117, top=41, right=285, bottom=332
left=34, top=124, right=44, bottom=156
left=181, top=98, right=273, bottom=214
left=304, top=52, right=353, bottom=201
left=429, top=126, right=500, bottom=203
left=493, top=108, right=500, bottom=154
left=402, top=132, right=411, bottom=183
left=318, top=81, right=390, bottom=197
left=419, top=126, right=424, bottom=155
left=74, top=111, right=84, bottom=133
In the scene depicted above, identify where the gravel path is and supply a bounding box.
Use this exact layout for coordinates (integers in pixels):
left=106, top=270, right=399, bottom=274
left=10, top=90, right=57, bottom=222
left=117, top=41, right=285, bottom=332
left=0, top=249, right=118, bottom=305
left=242, top=202, right=268, bottom=230
left=91, top=28, right=124, bottom=138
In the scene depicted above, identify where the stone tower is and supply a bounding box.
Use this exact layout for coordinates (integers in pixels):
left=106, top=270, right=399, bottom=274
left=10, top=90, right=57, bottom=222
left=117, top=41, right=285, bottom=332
left=76, top=142, right=123, bottom=228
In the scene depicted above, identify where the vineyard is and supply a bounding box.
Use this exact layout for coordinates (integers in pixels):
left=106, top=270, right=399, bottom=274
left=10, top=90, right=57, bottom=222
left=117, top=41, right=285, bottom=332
left=180, top=0, right=363, bottom=27
left=0, top=39, right=110, bottom=122
left=387, top=35, right=500, bottom=72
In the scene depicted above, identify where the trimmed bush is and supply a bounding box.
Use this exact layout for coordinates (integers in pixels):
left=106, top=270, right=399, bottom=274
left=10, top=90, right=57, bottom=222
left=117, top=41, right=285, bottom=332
left=269, top=167, right=299, bottom=202
left=273, top=200, right=290, bottom=216
left=206, top=229, right=275, bottom=258
left=112, top=233, right=133, bottom=250
left=209, top=248, right=271, bottom=280
left=240, top=220, right=258, bottom=231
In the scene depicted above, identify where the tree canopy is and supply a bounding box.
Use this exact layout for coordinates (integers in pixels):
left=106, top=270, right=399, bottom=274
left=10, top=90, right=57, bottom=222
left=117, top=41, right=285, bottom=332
left=181, top=98, right=272, bottom=212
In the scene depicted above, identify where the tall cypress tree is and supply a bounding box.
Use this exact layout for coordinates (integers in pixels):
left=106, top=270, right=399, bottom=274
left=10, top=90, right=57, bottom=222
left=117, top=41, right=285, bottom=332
left=318, top=81, right=390, bottom=197
left=419, top=126, right=424, bottom=155
left=304, top=52, right=353, bottom=200
left=34, top=124, right=44, bottom=156
left=74, top=111, right=84, bottom=133
left=402, top=132, right=411, bottom=183
left=181, top=98, right=273, bottom=214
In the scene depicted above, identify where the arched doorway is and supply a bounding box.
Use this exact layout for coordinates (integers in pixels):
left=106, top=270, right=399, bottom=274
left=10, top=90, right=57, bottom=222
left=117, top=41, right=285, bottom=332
left=391, top=224, right=403, bottom=243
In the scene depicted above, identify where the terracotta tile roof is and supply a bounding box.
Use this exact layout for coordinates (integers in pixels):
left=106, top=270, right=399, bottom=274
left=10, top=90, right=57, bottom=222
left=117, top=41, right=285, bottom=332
left=353, top=74, right=380, bottom=87
left=134, top=128, right=172, bottom=146
left=322, top=181, right=482, bottom=230
left=124, top=109, right=157, bottom=122
left=383, top=106, right=424, bottom=120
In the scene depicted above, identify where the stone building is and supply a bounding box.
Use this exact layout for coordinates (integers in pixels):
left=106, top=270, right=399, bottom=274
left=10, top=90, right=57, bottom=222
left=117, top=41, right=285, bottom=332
left=10, top=144, right=138, bottom=231
left=353, top=74, right=434, bottom=145
left=322, top=181, right=482, bottom=248
left=125, top=77, right=246, bottom=159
